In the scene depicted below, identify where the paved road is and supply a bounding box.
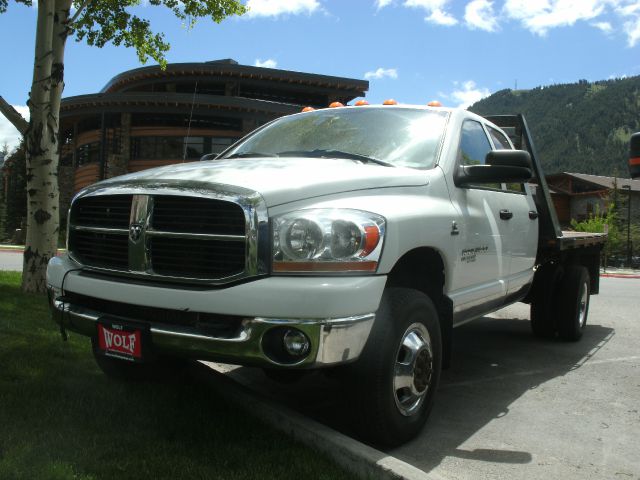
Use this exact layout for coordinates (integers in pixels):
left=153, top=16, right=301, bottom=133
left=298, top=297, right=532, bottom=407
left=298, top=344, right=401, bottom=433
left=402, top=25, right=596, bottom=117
left=215, top=277, right=640, bottom=480
left=0, top=250, right=23, bottom=271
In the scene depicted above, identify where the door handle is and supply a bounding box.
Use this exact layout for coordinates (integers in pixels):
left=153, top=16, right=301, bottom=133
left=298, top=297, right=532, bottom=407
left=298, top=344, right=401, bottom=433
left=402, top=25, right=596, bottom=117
left=499, top=209, right=513, bottom=220
left=529, top=210, right=539, bottom=220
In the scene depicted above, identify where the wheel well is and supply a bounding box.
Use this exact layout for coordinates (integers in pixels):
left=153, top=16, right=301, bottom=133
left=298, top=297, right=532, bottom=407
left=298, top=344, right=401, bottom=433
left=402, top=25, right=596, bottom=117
left=386, top=248, right=445, bottom=299
left=386, top=248, right=453, bottom=368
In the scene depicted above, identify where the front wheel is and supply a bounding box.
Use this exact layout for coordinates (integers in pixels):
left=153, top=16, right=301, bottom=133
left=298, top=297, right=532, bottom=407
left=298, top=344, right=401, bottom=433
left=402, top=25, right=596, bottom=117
left=346, top=288, right=442, bottom=447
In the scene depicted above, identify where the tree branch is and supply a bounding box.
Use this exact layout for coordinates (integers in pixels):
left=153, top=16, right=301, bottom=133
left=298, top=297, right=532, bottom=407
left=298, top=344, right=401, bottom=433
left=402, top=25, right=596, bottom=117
left=66, top=0, right=91, bottom=26
left=0, top=95, right=29, bottom=135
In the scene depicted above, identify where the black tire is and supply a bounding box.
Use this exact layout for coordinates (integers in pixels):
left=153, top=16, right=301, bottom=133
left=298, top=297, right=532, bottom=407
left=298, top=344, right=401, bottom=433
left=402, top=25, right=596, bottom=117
left=530, top=263, right=563, bottom=338
left=91, top=338, right=188, bottom=382
left=346, top=288, right=442, bottom=448
left=556, top=265, right=590, bottom=341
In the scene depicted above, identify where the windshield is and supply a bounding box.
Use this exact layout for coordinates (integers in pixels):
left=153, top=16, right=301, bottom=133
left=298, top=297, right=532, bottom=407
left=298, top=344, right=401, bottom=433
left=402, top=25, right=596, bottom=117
left=220, top=107, right=449, bottom=169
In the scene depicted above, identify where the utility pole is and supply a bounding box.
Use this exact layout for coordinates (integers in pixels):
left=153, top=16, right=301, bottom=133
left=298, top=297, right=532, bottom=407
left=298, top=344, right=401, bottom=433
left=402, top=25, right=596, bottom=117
left=622, top=185, right=632, bottom=266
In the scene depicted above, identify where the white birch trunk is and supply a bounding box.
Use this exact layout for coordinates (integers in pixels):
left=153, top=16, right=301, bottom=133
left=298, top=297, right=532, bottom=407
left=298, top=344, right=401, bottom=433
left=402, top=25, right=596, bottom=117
left=22, top=0, right=60, bottom=293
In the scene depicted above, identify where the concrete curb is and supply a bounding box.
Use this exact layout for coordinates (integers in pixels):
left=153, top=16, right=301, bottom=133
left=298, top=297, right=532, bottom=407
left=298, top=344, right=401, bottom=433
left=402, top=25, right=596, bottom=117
left=0, top=246, right=66, bottom=254
left=0, top=246, right=24, bottom=252
left=600, top=273, right=640, bottom=279
left=192, top=363, right=432, bottom=480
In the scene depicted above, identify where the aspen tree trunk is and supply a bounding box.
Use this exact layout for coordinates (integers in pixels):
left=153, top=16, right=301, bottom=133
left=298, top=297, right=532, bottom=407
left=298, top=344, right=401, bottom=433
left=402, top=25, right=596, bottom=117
left=21, top=0, right=69, bottom=293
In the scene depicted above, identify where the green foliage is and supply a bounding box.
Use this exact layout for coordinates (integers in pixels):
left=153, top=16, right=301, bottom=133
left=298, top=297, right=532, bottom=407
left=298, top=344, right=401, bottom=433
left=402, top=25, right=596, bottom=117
left=470, top=76, right=640, bottom=177
left=570, top=202, right=622, bottom=257
left=3, top=0, right=247, bottom=67
left=0, top=143, right=27, bottom=241
left=73, top=0, right=247, bottom=67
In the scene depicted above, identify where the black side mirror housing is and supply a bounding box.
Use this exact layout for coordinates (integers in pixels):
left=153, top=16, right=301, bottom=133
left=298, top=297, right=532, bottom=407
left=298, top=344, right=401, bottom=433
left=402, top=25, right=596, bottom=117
left=630, top=132, right=640, bottom=179
left=455, top=150, right=533, bottom=186
left=486, top=150, right=532, bottom=168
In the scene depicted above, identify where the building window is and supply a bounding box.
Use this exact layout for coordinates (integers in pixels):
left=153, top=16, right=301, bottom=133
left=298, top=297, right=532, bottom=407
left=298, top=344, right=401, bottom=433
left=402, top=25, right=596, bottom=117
left=131, top=136, right=238, bottom=160
left=131, top=114, right=242, bottom=131
left=77, top=142, right=101, bottom=166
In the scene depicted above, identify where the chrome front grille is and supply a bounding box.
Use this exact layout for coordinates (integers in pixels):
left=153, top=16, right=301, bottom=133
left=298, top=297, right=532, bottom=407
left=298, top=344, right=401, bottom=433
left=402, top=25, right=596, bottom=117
left=152, top=196, right=245, bottom=235
left=68, top=187, right=267, bottom=284
left=71, top=230, right=130, bottom=269
left=149, top=236, right=246, bottom=278
left=73, top=194, right=133, bottom=228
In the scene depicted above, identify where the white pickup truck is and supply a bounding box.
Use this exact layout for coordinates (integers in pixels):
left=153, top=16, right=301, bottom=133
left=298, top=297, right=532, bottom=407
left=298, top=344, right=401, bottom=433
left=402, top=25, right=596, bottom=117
left=47, top=105, right=605, bottom=446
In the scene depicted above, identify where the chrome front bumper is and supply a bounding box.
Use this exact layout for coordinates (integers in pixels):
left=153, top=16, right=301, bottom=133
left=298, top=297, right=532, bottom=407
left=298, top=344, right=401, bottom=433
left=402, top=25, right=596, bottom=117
left=48, top=288, right=375, bottom=368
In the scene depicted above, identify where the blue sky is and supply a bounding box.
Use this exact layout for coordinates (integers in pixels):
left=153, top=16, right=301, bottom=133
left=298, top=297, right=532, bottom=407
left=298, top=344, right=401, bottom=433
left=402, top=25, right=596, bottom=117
left=1, top=0, right=640, bottom=152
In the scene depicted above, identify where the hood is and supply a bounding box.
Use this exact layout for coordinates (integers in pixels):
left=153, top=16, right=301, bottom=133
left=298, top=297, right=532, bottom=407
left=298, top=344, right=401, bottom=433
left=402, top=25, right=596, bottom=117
left=95, top=157, right=428, bottom=206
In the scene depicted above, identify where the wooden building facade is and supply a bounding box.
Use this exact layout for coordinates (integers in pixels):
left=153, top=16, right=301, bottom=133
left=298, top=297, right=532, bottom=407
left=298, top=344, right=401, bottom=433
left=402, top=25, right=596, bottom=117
left=57, top=59, right=369, bottom=220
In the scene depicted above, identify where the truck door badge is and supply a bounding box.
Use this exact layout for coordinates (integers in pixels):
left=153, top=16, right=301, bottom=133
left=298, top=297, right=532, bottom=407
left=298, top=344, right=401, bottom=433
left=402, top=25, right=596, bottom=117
left=461, top=246, right=488, bottom=263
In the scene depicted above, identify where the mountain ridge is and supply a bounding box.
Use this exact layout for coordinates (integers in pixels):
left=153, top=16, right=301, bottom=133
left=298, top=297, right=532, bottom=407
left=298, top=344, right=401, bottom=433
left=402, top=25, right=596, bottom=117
left=469, top=76, right=640, bottom=177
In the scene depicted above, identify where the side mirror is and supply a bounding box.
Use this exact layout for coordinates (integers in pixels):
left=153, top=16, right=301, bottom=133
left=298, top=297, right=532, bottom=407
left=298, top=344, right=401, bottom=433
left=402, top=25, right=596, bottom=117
left=630, top=132, right=640, bottom=179
left=486, top=150, right=532, bottom=168
left=456, top=150, right=533, bottom=186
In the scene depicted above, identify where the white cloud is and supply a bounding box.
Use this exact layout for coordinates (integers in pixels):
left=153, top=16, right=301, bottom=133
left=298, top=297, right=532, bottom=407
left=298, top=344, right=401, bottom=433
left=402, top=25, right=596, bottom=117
left=375, top=0, right=394, bottom=9
left=245, top=0, right=321, bottom=18
left=503, top=0, right=606, bottom=36
left=0, top=105, right=28, bottom=153
left=591, top=21, right=613, bottom=33
left=501, top=0, right=640, bottom=46
left=427, top=8, right=458, bottom=25
left=623, top=17, right=640, bottom=46
left=254, top=58, right=278, bottom=68
left=465, top=0, right=498, bottom=32
left=449, top=80, right=491, bottom=108
left=618, top=2, right=640, bottom=47
left=403, top=0, right=458, bottom=25
left=364, top=67, right=399, bottom=80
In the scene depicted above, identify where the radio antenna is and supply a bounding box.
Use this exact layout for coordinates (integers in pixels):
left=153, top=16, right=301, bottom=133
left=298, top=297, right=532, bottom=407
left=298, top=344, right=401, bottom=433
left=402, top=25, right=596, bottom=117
left=183, top=81, right=198, bottom=162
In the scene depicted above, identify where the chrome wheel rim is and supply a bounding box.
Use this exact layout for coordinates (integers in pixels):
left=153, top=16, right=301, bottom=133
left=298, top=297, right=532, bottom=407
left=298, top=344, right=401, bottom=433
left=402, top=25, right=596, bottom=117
left=393, top=322, right=433, bottom=417
left=578, top=280, right=588, bottom=328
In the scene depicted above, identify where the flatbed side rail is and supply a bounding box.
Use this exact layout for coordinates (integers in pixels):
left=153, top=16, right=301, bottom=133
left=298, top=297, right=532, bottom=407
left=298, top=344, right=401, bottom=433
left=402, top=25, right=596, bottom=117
left=559, top=231, right=607, bottom=249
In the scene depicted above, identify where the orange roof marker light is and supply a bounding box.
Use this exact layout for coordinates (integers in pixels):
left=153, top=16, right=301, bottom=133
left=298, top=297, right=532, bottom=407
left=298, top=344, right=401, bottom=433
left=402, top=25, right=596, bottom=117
left=301, top=106, right=315, bottom=112
left=354, top=100, right=369, bottom=106
left=427, top=100, right=442, bottom=107
left=329, top=101, right=344, bottom=108
left=383, top=99, right=398, bottom=105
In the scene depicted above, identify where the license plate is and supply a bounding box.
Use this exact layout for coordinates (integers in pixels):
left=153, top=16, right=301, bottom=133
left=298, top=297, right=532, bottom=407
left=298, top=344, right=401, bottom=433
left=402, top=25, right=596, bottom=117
left=97, top=320, right=145, bottom=362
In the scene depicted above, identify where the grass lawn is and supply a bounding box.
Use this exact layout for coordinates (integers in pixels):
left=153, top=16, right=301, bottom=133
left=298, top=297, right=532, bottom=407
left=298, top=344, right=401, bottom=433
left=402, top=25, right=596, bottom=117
left=0, top=271, right=355, bottom=480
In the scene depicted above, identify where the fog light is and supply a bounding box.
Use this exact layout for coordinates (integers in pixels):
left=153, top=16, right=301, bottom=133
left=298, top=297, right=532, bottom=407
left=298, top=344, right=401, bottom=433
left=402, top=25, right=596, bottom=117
left=282, top=329, right=310, bottom=357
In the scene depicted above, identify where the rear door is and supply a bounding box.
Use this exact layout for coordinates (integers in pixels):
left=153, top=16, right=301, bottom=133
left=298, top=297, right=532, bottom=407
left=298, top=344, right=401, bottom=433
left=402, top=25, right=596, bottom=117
left=486, top=126, right=538, bottom=295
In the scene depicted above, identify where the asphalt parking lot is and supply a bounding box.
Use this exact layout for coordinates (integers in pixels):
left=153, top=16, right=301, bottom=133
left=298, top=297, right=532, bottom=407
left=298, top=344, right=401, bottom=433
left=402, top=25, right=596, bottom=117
left=216, top=277, right=640, bottom=480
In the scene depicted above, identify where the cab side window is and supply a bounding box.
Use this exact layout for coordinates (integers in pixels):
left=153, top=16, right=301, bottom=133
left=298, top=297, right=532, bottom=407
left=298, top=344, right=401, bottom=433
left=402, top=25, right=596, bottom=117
left=488, top=127, right=511, bottom=150
left=458, top=120, right=501, bottom=190
left=459, top=120, right=492, bottom=166
left=488, top=126, right=526, bottom=193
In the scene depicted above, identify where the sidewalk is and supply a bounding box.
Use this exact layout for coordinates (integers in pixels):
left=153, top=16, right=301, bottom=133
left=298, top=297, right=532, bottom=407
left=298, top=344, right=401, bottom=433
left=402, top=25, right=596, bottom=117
left=0, top=244, right=66, bottom=253
left=600, top=267, right=640, bottom=278
left=0, top=244, right=25, bottom=252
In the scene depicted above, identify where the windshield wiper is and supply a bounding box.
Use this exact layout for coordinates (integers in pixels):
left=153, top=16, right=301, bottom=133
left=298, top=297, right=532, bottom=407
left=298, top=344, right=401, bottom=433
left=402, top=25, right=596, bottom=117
left=277, top=149, right=394, bottom=167
left=225, top=151, right=279, bottom=159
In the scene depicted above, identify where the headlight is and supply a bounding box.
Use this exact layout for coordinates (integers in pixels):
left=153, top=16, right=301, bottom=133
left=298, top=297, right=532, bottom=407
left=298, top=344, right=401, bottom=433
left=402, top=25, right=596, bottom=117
left=272, top=209, right=385, bottom=273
